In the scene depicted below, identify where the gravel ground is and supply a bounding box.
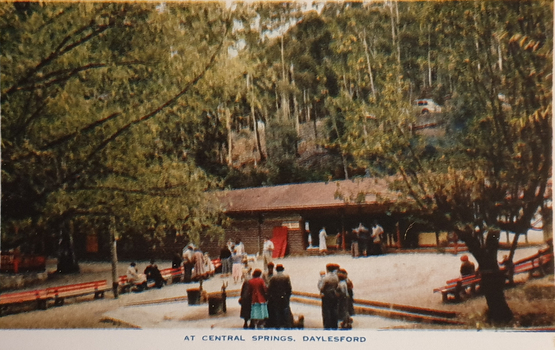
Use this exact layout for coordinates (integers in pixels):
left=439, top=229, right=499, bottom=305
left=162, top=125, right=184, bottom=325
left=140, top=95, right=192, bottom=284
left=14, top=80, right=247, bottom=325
left=0, top=244, right=552, bottom=330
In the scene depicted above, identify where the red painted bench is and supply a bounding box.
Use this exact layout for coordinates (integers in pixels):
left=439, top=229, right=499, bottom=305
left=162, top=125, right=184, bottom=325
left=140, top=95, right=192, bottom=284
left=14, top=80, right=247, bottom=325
left=212, top=259, right=222, bottom=274
left=435, top=249, right=554, bottom=302
left=46, top=280, right=109, bottom=306
left=0, top=289, right=49, bottom=314
left=118, top=275, right=132, bottom=294
left=513, top=250, right=553, bottom=275
left=433, top=273, right=481, bottom=302
left=160, top=266, right=184, bottom=283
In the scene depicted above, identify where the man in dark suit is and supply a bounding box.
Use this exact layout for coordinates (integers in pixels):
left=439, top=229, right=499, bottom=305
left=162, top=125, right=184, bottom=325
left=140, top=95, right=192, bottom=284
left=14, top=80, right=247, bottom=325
left=267, top=264, right=293, bottom=329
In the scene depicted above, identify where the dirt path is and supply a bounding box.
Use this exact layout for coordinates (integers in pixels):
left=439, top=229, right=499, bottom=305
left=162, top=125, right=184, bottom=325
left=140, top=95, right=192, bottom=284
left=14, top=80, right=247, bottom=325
left=0, top=246, right=551, bottom=330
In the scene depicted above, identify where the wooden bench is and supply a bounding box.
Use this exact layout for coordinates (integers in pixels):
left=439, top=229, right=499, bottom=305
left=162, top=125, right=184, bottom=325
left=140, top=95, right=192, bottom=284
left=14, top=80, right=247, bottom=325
left=435, top=250, right=554, bottom=302
left=212, top=259, right=222, bottom=274
left=500, top=249, right=554, bottom=285
left=46, top=280, right=109, bottom=306
left=508, top=250, right=553, bottom=279
left=0, top=289, right=49, bottom=315
left=160, top=266, right=184, bottom=284
left=118, top=275, right=132, bottom=294
left=433, top=273, right=481, bottom=302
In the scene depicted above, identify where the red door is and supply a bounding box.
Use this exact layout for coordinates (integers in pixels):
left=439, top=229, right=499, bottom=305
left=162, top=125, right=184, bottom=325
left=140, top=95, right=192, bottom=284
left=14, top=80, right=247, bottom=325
left=272, top=226, right=288, bottom=258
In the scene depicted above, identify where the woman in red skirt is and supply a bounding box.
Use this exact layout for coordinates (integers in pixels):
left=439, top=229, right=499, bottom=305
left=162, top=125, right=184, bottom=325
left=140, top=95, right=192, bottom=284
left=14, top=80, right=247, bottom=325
left=248, top=269, right=268, bottom=329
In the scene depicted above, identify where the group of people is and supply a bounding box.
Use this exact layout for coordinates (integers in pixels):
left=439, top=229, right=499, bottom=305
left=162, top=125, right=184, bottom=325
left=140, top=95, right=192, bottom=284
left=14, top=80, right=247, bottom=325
left=179, top=244, right=215, bottom=283
left=126, top=259, right=166, bottom=291
left=219, top=238, right=248, bottom=284
left=318, top=263, right=355, bottom=329
left=317, top=221, right=385, bottom=258
left=349, top=221, right=384, bottom=257
left=239, top=262, right=293, bottom=329
left=220, top=237, right=275, bottom=285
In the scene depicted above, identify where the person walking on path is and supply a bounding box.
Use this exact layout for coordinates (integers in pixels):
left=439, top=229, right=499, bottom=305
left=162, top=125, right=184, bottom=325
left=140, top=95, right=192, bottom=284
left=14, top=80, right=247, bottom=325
left=233, top=238, right=245, bottom=257
left=319, top=227, right=328, bottom=254
left=192, top=247, right=206, bottom=281
left=337, top=269, right=352, bottom=329
left=219, top=244, right=232, bottom=277
left=318, top=263, right=340, bottom=329
left=248, top=269, right=269, bottom=329
left=357, top=223, right=370, bottom=256
left=231, top=249, right=244, bottom=284
left=350, top=226, right=359, bottom=258
left=267, top=264, right=293, bottom=329
left=263, top=237, right=275, bottom=271
left=262, top=262, right=275, bottom=286
left=182, top=244, right=195, bottom=283
left=239, top=270, right=253, bottom=329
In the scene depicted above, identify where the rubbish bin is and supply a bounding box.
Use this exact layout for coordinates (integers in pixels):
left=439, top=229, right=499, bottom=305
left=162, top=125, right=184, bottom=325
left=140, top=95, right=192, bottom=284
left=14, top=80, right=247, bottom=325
left=208, top=294, right=225, bottom=315
left=187, top=288, right=201, bottom=305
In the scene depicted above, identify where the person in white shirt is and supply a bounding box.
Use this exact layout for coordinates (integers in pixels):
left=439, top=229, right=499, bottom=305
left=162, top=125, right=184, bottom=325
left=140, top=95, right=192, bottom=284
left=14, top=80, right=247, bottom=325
left=233, top=238, right=245, bottom=256
left=263, top=237, right=275, bottom=271
left=126, top=262, right=147, bottom=291
left=371, top=221, right=384, bottom=255
left=319, top=227, right=328, bottom=253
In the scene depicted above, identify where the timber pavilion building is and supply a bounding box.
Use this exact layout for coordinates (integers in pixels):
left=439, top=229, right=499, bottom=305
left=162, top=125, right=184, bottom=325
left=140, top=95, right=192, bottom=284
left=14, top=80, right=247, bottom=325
left=215, top=177, right=422, bottom=257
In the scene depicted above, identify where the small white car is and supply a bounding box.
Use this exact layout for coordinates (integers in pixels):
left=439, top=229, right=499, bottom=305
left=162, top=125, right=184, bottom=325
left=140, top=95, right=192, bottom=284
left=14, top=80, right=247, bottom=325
left=414, top=99, right=442, bottom=114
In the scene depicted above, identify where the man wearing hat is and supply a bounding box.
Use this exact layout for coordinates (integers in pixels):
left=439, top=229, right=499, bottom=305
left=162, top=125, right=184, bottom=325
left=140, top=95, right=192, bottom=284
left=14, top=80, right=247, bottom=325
left=263, top=262, right=275, bottom=286
left=460, top=255, right=476, bottom=276
left=318, top=263, right=340, bottom=329
left=267, top=264, right=293, bottom=329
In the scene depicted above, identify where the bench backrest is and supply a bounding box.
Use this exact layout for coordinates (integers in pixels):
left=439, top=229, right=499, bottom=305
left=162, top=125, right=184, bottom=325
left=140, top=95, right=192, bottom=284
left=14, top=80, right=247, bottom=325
left=0, top=289, right=47, bottom=304
left=46, top=280, right=108, bottom=297
left=160, top=267, right=183, bottom=278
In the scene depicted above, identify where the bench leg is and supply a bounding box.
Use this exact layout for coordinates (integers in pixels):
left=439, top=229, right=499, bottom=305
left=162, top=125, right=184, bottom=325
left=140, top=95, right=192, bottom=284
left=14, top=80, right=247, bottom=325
left=37, top=299, right=48, bottom=310
left=94, top=291, right=104, bottom=299
left=54, top=298, right=64, bottom=306
left=442, top=292, right=448, bottom=303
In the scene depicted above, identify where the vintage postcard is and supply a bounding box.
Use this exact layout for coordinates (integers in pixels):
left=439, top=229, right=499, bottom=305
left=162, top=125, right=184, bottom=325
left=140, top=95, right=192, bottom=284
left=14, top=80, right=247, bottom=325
left=0, top=1, right=553, bottom=349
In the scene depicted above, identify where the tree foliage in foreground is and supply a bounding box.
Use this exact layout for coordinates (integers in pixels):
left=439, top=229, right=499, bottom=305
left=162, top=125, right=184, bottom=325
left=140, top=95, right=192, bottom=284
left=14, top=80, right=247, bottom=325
left=344, top=1, right=552, bottom=323
left=1, top=2, right=237, bottom=254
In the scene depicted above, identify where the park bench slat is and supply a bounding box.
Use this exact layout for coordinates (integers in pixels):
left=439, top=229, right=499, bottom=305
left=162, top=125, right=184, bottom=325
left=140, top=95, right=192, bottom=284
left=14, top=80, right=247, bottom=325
left=435, top=249, right=553, bottom=302
left=46, top=280, right=108, bottom=306
left=0, top=289, right=48, bottom=305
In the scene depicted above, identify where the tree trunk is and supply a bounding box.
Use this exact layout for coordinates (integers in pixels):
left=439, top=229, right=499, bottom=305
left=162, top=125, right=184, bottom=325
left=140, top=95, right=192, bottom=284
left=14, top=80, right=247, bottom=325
left=461, top=228, right=513, bottom=324
left=427, top=27, right=432, bottom=87
left=57, top=220, right=80, bottom=274
left=226, top=108, right=232, bottom=166
left=480, top=269, right=513, bottom=323
left=361, top=30, right=376, bottom=100
left=110, top=216, right=119, bottom=298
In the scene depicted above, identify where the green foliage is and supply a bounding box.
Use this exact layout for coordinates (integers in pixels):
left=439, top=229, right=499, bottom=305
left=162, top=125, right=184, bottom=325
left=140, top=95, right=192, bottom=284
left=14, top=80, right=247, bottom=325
left=2, top=2, right=552, bottom=276
left=1, top=2, right=235, bottom=252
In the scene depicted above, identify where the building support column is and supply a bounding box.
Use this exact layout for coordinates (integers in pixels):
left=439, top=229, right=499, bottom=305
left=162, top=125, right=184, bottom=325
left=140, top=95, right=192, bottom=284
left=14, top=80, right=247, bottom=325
left=257, top=214, right=263, bottom=255
left=341, top=210, right=346, bottom=251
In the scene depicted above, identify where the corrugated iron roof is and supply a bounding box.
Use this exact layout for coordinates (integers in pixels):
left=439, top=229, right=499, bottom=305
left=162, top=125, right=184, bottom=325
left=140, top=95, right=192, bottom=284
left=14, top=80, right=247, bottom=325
left=220, top=178, right=400, bottom=214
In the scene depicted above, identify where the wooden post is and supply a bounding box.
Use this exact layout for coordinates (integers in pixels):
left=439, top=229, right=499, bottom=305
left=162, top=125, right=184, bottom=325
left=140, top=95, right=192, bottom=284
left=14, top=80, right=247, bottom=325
left=341, top=211, right=346, bottom=251
left=110, top=216, right=119, bottom=299
left=396, top=222, right=401, bottom=249
left=257, top=214, right=263, bottom=255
